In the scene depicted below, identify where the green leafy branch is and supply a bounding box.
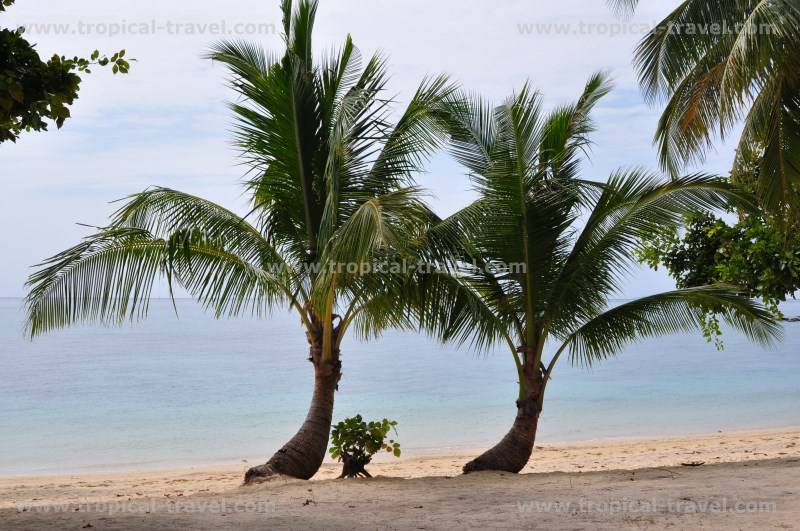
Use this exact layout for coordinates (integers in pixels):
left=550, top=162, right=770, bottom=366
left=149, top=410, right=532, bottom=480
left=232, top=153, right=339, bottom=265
left=638, top=211, right=799, bottom=347
left=1, top=0, right=132, bottom=142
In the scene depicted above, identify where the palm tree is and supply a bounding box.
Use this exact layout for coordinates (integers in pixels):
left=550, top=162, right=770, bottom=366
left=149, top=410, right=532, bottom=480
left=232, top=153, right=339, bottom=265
left=612, top=0, right=800, bottom=217
left=25, top=0, right=453, bottom=483
left=417, top=73, right=781, bottom=473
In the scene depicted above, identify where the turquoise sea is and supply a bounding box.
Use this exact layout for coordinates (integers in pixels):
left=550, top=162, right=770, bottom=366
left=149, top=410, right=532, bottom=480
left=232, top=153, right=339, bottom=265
left=1, top=298, right=799, bottom=475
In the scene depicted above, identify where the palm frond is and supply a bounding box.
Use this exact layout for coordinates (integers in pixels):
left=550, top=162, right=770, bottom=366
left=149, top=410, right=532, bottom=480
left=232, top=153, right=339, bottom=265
left=634, top=0, right=800, bottom=214
left=440, top=91, right=497, bottom=177
left=563, top=286, right=781, bottom=368
left=607, top=0, right=639, bottom=18
left=546, top=169, right=754, bottom=337
left=410, top=268, right=515, bottom=353
left=25, top=228, right=166, bottom=337
left=365, top=74, right=457, bottom=194
left=539, top=71, right=613, bottom=180
left=211, top=25, right=323, bottom=259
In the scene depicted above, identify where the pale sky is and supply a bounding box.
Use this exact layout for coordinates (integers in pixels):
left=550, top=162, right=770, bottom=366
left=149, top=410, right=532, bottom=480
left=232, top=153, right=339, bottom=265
left=0, top=1, right=740, bottom=298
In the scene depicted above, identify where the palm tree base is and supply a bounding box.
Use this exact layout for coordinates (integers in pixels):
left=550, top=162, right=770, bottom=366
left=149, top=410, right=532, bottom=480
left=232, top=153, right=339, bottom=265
left=462, top=406, right=540, bottom=474
left=243, top=349, right=341, bottom=484
left=243, top=463, right=281, bottom=483
left=463, top=363, right=543, bottom=475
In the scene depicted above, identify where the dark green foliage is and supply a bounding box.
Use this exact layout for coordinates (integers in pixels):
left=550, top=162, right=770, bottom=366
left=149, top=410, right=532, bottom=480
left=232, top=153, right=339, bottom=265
left=638, top=212, right=800, bottom=317
left=329, top=415, right=400, bottom=478
left=0, top=1, right=130, bottom=143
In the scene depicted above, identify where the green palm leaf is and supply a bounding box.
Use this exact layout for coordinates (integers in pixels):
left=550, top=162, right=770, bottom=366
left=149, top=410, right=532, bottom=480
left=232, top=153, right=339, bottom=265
left=632, top=0, right=800, bottom=215
left=562, top=286, right=781, bottom=368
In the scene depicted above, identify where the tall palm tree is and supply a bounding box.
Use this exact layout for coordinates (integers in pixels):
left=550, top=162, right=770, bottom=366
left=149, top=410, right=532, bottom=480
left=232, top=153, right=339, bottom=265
left=417, top=73, right=781, bottom=473
left=25, top=0, right=453, bottom=483
left=613, top=0, right=800, bottom=217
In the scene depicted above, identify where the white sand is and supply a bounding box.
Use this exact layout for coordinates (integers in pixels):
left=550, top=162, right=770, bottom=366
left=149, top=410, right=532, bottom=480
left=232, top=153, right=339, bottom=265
left=2, top=426, right=799, bottom=529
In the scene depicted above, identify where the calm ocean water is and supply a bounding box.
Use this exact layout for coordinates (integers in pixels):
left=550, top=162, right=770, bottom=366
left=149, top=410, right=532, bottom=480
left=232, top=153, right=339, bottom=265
left=1, top=298, right=799, bottom=475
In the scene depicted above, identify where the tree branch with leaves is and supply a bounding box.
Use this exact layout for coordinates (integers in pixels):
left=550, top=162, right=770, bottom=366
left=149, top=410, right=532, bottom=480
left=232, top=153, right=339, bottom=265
left=1, top=0, right=131, bottom=143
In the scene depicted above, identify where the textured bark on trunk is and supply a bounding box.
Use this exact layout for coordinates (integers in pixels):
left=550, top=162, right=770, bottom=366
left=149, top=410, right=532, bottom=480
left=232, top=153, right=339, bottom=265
left=463, top=350, right=544, bottom=474
left=244, top=343, right=341, bottom=484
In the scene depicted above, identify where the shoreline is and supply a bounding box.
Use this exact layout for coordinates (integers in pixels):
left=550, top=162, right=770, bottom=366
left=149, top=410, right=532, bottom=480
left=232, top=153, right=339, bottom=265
left=3, top=425, right=799, bottom=511
left=5, top=422, right=799, bottom=479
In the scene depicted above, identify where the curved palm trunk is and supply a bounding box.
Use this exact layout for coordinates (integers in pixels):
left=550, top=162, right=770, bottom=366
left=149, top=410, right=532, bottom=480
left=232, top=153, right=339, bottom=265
left=244, top=343, right=341, bottom=484
left=463, top=354, right=544, bottom=474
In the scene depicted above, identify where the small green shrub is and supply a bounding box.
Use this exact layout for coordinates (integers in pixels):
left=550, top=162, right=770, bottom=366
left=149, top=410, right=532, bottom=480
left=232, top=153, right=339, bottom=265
left=329, top=415, right=401, bottom=478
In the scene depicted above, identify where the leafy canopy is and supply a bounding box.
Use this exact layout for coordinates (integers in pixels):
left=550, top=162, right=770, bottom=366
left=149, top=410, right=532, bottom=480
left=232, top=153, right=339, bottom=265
left=638, top=212, right=800, bottom=317
left=608, top=0, right=799, bottom=336
left=1, top=0, right=131, bottom=143
left=329, top=415, right=401, bottom=462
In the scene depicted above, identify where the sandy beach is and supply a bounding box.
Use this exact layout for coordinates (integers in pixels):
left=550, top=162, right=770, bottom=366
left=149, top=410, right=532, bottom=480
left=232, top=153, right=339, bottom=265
left=2, top=426, right=799, bottom=529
